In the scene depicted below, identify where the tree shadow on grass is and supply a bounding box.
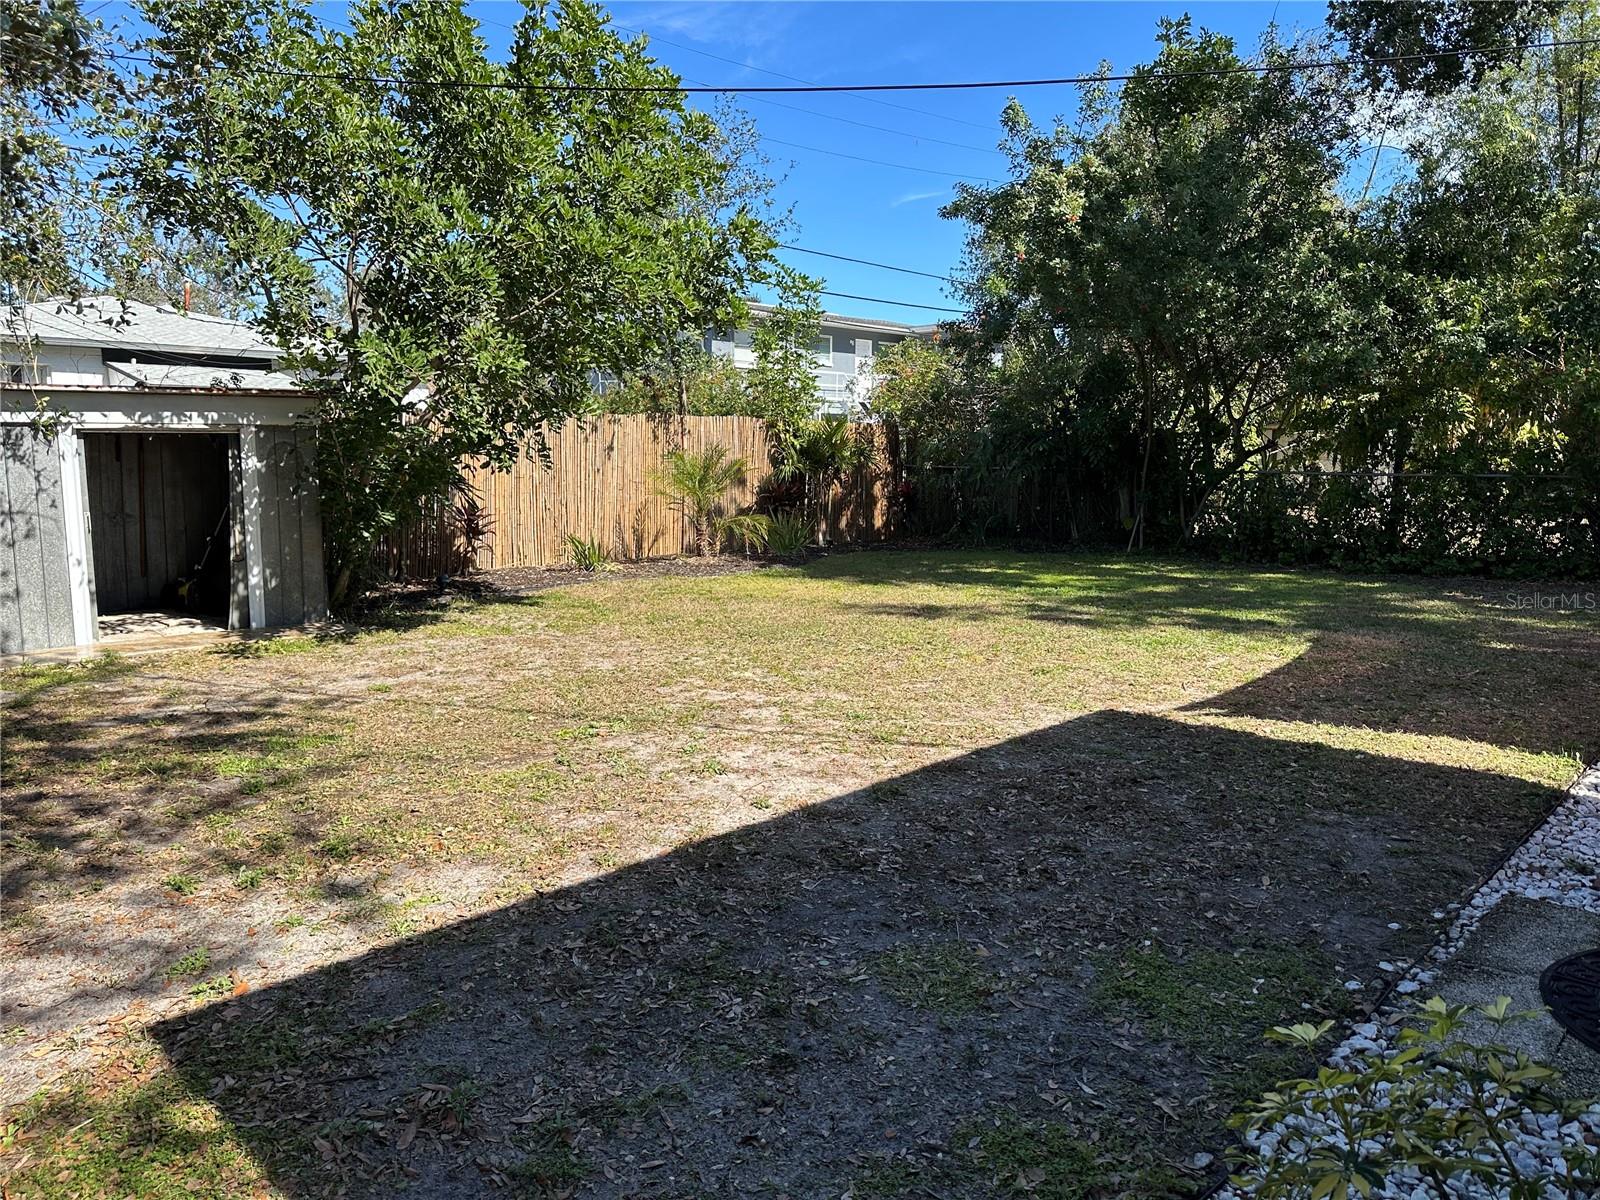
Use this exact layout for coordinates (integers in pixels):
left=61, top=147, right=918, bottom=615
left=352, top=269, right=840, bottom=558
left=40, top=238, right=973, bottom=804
left=1183, top=628, right=1600, bottom=763
left=810, top=547, right=1586, bottom=634
left=814, top=550, right=1599, bottom=760
left=143, top=709, right=1565, bottom=1199
left=1, top=678, right=346, bottom=922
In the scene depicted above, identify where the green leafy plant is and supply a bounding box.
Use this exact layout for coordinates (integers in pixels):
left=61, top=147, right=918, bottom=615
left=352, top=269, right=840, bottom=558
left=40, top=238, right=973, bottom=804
left=563, top=533, right=614, bottom=572
left=161, top=872, right=199, bottom=896
left=453, top=486, right=495, bottom=573
left=165, top=948, right=211, bottom=979
left=1231, top=996, right=1600, bottom=1200
left=233, top=865, right=265, bottom=890
left=763, top=510, right=813, bottom=557
left=654, top=446, right=769, bottom=556
left=189, top=975, right=233, bottom=1001
left=769, top=416, right=868, bottom=545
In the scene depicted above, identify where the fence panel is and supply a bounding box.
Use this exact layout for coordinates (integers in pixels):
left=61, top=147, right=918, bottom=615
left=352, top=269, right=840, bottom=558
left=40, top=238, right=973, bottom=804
left=381, top=414, right=893, bottom=579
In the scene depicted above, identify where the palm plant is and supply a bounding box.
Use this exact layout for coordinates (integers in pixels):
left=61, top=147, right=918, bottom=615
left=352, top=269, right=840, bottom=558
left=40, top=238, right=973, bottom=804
left=563, top=533, right=614, bottom=571
left=770, top=416, right=868, bottom=545
left=655, top=446, right=769, bottom=556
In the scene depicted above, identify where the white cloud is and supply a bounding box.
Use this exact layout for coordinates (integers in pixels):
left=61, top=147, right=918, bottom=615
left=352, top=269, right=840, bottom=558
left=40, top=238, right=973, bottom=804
left=889, top=188, right=949, bottom=209
left=611, top=1, right=801, bottom=58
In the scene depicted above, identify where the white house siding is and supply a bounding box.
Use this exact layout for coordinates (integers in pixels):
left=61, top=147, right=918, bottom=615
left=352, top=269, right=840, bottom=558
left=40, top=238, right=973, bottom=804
left=704, top=312, right=923, bottom=417
left=4, top=344, right=107, bottom=387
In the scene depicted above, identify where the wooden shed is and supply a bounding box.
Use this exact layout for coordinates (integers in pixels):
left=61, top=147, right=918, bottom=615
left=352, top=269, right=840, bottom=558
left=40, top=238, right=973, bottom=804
left=0, top=386, right=326, bottom=655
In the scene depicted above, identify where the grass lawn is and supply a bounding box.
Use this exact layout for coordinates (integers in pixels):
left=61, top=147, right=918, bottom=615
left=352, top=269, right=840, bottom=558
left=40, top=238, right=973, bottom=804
left=1, top=550, right=1594, bottom=1199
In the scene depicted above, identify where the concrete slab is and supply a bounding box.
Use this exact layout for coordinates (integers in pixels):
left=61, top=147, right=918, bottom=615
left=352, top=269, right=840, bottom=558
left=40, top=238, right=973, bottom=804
left=98, top=610, right=226, bottom=640
left=0, top=621, right=340, bottom=667
left=1430, top=896, right=1600, bottom=1098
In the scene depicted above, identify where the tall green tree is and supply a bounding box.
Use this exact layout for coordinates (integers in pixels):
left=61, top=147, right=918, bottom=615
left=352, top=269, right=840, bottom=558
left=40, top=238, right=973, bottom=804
left=0, top=0, right=171, bottom=319
left=1348, top=1, right=1600, bottom=566
left=946, top=19, right=1369, bottom=545
left=1328, top=0, right=1561, bottom=94
left=117, top=0, right=785, bottom=604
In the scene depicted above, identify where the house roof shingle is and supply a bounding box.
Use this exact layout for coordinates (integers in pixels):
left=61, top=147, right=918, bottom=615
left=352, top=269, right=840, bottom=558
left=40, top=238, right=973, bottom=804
left=4, top=297, right=280, bottom=359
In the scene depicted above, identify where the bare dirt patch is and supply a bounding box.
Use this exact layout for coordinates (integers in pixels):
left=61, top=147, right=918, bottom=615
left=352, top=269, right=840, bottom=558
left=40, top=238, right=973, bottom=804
left=1, top=552, right=1592, bottom=1198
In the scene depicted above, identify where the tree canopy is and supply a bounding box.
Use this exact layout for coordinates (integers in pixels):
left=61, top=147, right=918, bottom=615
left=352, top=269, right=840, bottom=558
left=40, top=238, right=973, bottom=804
left=115, top=0, right=791, bottom=601
left=902, top=3, right=1599, bottom=574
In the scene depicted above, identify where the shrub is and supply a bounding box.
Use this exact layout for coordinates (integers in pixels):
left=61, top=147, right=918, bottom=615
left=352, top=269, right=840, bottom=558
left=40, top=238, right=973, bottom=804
left=654, top=446, right=768, bottom=556
left=564, top=533, right=614, bottom=572
left=769, top=416, right=869, bottom=545
left=453, top=487, right=495, bottom=573
left=1194, top=469, right=1596, bottom=578
left=1230, top=996, right=1600, bottom=1200
left=764, top=510, right=812, bottom=558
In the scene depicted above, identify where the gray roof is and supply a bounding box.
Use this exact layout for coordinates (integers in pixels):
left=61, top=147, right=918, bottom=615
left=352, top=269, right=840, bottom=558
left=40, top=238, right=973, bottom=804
left=746, top=302, right=937, bottom=338
left=4, top=297, right=279, bottom=358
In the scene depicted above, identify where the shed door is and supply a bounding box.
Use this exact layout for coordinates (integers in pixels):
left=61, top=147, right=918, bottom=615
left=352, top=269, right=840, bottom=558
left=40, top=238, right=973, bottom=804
left=83, top=431, right=233, bottom=620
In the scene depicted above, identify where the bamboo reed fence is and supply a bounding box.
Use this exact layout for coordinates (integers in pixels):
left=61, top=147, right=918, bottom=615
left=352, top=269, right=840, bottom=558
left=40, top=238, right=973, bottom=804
left=379, top=414, right=893, bottom=578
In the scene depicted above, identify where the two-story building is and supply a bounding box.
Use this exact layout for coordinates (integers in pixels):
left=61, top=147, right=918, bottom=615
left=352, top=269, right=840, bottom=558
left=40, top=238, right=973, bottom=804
left=704, top=303, right=935, bottom=416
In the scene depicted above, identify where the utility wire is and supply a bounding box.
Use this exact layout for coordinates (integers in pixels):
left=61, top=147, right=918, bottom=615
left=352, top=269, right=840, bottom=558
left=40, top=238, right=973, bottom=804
left=818, top=289, right=961, bottom=314
left=763, top=137, right=997, bottom=182
left=781, top=244, right=957, bottom=283
left=609, top=20, right=1005, bottom=134
left=102, top=34, right=1600, bottom=93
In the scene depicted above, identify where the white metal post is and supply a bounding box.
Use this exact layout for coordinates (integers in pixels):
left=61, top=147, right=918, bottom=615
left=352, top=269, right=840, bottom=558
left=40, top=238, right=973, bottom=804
left=54, top=423, right=96, bottom=646
left=239, top=423, right=266, bottom=629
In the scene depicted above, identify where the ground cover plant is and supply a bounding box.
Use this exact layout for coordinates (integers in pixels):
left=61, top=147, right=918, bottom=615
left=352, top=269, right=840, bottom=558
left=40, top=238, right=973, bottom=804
left=1, top=551, right=1594, bottom=1198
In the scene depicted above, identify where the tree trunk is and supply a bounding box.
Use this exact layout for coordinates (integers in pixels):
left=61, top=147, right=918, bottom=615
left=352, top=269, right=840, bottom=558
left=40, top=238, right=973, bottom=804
left=329, top=561, right=355, bottom=612
left=1382, top=425, right=1414, bottom=558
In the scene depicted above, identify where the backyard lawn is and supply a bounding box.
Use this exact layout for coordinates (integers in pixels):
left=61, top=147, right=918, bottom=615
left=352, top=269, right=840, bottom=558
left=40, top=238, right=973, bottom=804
left=1, top=551, right=1595, bottom=1199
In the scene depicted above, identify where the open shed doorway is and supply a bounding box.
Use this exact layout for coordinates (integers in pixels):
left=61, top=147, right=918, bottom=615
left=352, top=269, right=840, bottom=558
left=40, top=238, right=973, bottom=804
left=82, top=431, right=244, bottom=640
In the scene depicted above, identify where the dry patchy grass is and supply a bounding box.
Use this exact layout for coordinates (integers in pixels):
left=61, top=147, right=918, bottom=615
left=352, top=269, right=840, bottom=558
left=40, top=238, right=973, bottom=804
left=1, top=551, right=1593, bottom=1198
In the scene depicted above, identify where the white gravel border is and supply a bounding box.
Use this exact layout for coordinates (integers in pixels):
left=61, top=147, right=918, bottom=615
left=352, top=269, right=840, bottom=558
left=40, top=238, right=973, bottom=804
left=1223, top=762, right=1600, bottom=1199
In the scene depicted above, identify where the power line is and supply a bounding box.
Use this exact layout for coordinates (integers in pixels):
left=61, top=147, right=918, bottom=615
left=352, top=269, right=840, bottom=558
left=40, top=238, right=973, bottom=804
left=763, top=138, right=997, bottom=182
left=781, top=244, right=957, bottom=283
left=705, top=86, right=1005, bottom=157
left=104, top=35, right=1600, bottom=94
left=609, top=20, right=1004, bottom=134
left=818, top=289, right=962, bottom=314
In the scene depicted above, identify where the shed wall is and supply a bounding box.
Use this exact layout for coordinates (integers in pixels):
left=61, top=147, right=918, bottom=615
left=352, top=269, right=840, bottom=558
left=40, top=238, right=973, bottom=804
left=0, top=426, right=75, bottom=653
left=259, top=424, right=327, bottom=626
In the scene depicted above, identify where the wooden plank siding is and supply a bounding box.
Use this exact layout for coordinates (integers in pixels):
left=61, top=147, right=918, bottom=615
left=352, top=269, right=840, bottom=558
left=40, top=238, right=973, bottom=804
left=252, top=425, right=329, bottom=626
left=83, top=432, right=232, bottom=615
left=0, top=425, right=76, bottom=653
left=380, top=415, right=895, bottom=579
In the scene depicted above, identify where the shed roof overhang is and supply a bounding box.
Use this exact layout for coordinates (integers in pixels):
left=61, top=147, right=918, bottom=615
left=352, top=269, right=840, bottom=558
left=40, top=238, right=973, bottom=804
left=1, top=385, right=318, bottom=430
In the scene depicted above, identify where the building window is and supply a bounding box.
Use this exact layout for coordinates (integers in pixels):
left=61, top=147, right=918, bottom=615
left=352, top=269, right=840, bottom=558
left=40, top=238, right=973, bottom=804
left=6, top=365, right=22, bottom=385
left=810, top=335, right=832, bottom=364
left=733, top=329, right=754, bottom=349
left=855, top=338, right=873, bottom=359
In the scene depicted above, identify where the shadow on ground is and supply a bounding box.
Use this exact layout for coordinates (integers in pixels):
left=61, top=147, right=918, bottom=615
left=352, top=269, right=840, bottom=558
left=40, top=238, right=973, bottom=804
left=812, top=551, right=1600, bottom=760
left=149, top=708, right=1562, bottom=1199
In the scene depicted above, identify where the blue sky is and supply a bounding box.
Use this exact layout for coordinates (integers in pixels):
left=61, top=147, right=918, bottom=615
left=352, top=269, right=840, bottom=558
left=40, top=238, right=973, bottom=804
left=94, top=0, right=1339, bottom=325
left=593, top=1, right=1337, bottom=323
